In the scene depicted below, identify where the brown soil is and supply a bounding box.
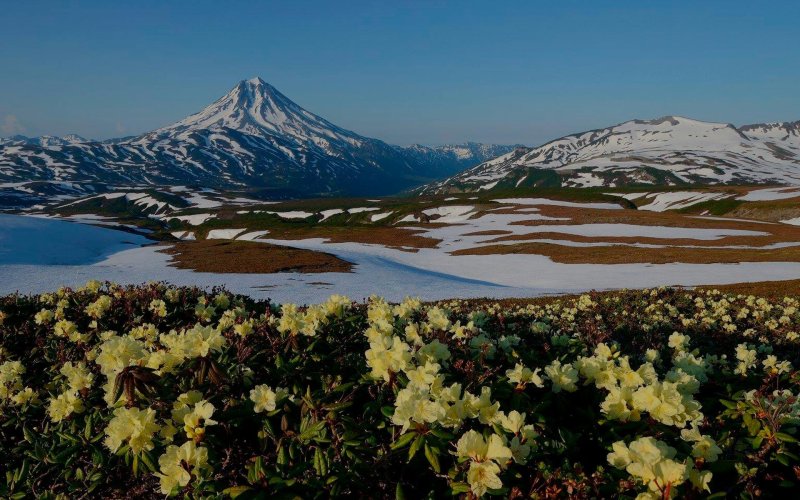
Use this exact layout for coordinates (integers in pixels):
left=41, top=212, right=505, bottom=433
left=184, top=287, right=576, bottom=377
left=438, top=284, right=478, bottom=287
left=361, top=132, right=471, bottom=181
left=452, top=241, right=800, bottom=265
left=160, top=240, right=352, bottom=274
left=506, top=204, right=777, bottom=229
left=478, top=230, right=800, bottom=248
left=697, top=279, right=800, bottom=299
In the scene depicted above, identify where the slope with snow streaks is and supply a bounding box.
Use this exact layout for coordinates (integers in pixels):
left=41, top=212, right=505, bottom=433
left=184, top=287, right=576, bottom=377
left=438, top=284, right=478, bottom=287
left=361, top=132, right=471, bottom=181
left=422, top=116, right=800, bottom=194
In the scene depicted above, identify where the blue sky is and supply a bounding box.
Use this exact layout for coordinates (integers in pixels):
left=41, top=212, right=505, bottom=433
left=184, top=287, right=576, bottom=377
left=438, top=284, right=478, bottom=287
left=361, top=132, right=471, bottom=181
left=1, top=1, right=798, bottom=146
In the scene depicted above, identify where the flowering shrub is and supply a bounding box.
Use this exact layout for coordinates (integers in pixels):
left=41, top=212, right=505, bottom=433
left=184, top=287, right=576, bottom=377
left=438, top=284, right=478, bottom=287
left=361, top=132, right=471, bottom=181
left=0, top=282, right=799, bottom=498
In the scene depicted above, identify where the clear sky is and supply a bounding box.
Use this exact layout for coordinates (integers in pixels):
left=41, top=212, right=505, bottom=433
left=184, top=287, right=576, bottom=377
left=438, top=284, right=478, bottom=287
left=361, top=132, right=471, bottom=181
left=1, top=0, right=798, bottom=146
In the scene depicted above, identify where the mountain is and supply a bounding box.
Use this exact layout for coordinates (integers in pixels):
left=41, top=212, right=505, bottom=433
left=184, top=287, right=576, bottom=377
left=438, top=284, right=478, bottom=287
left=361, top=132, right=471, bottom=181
left=0, top=77, right=512, bottom=206
left=0, top=134, right=89, bottom=147
left=397, top=142, right=521, bottom=178
left=419, top=116, right=800, bottom=194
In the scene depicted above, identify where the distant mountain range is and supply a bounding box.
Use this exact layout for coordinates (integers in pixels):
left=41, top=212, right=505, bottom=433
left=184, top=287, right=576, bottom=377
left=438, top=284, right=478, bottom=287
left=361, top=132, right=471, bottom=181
left=3, top=80, right=800, bottom=208
left=0, top=77, right=516, bottom=206
left=420, top=116, right=800, bottom=194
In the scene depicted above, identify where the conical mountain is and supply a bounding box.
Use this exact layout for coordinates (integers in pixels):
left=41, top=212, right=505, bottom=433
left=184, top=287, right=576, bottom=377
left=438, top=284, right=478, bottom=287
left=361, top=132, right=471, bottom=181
left=0, top=77, right=515, bottom=204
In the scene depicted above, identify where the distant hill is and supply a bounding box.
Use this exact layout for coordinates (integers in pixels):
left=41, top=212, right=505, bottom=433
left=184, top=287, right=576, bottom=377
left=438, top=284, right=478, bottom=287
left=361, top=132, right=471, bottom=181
left=420, top=116, right=800, bottom=194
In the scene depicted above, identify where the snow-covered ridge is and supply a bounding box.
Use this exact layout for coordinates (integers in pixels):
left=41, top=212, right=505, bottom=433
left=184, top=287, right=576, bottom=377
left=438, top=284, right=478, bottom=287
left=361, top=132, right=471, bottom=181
left=422, top=115, right=800, bottom=194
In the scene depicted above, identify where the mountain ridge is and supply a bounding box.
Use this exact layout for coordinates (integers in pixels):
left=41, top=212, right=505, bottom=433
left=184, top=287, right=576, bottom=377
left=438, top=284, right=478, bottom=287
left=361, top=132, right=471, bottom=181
left=419, top=115, right=800, bottom=194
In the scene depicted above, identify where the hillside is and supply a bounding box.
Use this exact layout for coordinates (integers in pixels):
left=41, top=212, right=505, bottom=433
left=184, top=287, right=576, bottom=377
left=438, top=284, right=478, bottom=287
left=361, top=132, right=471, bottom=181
left=420, top=116, right=800, bottom=194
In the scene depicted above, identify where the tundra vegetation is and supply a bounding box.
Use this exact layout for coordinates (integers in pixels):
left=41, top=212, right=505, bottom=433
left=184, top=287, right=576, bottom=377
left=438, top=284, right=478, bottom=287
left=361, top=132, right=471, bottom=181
left=0, top=281, right=799, bottom=498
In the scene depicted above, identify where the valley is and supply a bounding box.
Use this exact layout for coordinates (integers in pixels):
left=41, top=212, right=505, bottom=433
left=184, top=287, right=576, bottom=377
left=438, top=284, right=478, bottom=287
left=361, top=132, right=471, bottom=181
left=3, top=183, right=800, bottom=301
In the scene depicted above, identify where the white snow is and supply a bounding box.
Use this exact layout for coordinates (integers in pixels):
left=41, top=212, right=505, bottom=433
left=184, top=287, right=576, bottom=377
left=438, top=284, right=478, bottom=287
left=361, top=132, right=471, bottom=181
left=169, top=213, right=215, bottom=226
left=265, top=211, right=314, bottom=220
left=347, top=207, right=380, bottom=214
left=493, top=198, right=621, bottom=210
left=171, top=231, right=196, bottom=240
left=3, top=213, right=800, bottom=304
left=370, top=212, right=393, bottom=222
left=319, top=209, right=344, bottom=221
left=635, top=192, right=731, bottom=211
left=207, top=228, right=247, bottom=239
left=236, top=230, right=270, bottom=241
left=396, top=214, right=421, bottom=223
left=738, top=187, right=800, bottom=201
left=422, top=205, right=475, bottom=223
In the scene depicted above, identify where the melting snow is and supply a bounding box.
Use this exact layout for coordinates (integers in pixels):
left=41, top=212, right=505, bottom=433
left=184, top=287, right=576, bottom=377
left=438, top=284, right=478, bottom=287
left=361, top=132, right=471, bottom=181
left=207, top=228, right=247, bottom=239
left=738, top=187, right=800, bottom=202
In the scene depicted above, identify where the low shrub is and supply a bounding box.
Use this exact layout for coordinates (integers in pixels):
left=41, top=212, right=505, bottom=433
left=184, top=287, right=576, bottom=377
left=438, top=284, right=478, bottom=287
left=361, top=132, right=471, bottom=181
left=0, top=282, right=798, bottom=498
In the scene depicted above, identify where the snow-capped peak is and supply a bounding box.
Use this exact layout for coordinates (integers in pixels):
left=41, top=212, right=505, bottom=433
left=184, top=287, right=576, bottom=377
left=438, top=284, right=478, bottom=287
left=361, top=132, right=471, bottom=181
left=138, top=77, right=364, bottom=148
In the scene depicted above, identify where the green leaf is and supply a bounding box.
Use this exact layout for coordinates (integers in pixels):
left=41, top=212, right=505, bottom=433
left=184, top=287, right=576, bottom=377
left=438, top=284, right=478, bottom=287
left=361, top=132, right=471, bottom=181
left=408, top=435, right=424, bottom=462
left=775, top=432, right=798, bottom=443
left=140, top=451, right=157, bottom=472
left=395, top=482, right=406, bottom=500
left=391, top=431, right=417, bottom=450
left=424, top=443, right=441, bottom=474
left=223, top=486, right=253, bottom=498
left=450, top=482, right=472, bottom=494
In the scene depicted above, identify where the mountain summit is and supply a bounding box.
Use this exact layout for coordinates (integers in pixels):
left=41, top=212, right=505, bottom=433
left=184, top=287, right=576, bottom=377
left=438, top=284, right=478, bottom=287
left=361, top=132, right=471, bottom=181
left=0, top=78, right=515, bottom=204
left=139, top=77, right=363, bottom=147
left=420, top=115, right=800, bottom=194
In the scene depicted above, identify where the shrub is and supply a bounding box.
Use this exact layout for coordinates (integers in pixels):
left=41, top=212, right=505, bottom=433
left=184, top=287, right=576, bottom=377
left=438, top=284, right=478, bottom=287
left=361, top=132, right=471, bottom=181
left=0, top=281, right=798, bottom=498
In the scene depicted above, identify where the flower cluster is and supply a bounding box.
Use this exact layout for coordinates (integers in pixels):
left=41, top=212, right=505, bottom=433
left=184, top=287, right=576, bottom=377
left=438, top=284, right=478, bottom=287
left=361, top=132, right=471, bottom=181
left=0, top=283, right=798, bottom=498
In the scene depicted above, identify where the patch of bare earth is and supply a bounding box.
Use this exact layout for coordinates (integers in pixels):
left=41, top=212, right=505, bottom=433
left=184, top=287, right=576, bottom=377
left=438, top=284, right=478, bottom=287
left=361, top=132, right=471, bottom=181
left=452, top=203, right=800, bottom=264
left=452, top=241, right=800, bottom=265
left=159, top=240, right=352, bottom=273
left=697, top=279, right=800, bottom=299
left=729, top=197, right=800, bottom=223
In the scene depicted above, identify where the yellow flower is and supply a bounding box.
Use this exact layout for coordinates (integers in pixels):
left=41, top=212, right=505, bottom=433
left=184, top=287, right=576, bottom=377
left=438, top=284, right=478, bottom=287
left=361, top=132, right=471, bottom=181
left=96, top=335, right=147, bottom=376
left=466, top=460, right=502, bottom=497
left=608, top=437, right=690, bottom=496
left=183, top=400, right=217, bottom=441
left=497, top=410, right=526, bottom=435
left=213, top=293, right=230, bottom=310
left=156, top=440, right=209, bottom=495
left=544, top=360, right=579, bottom=393
left=506, top=363, right=544, bottom=388
left=0, top=360, right=25, bottom=402
left=54, top=319, right=78, bottom=339
left=85, top=295, right=113, bottom=319
left=277, top=303, right=305, bottom=335
left=233, top=319, right=254, bottom=337
left=455, top=430, right=512, bottom=464
left=60, top=361, right=94, bottom=392
left=10, top=387, right=38, bottom=406
left=426, top=306, right=451, bottom=331
left=34, top=309, right=54, bottom=325
left=250, top=384, right=288, bottom=413
left=47, top=391, right=84, bottom=422
left=149, top=299, right=168, bottom=318
left=104, top=406, right=160, bottom=454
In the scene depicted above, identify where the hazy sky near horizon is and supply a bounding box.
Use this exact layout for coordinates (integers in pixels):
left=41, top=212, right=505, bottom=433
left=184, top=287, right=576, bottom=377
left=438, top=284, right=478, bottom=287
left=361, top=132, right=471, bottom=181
left=1, top=0, right=798, bottom=146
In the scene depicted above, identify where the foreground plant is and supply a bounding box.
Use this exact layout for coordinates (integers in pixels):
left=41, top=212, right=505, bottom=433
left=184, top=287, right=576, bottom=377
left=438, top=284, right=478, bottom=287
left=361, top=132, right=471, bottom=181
left=0, top=281, right=798, bottom=498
